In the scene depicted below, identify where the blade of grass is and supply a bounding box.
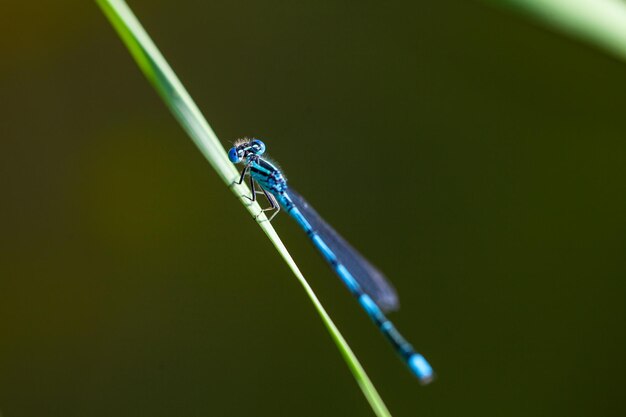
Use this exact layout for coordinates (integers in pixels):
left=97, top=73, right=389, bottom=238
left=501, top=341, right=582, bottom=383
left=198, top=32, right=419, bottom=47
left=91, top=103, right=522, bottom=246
left=95, top=1, right=392, bottom=416
left=489, top=0, right=626, bottom=61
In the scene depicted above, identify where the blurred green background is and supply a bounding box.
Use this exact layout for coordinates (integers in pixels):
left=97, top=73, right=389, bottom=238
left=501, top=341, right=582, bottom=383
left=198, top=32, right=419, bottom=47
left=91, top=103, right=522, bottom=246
left=1, top=1, right=625, bottom=416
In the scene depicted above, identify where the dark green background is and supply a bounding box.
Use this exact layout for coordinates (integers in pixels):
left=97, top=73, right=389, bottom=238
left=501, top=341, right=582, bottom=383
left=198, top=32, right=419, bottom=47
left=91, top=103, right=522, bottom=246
left=1, top=1, right=625, bottom=416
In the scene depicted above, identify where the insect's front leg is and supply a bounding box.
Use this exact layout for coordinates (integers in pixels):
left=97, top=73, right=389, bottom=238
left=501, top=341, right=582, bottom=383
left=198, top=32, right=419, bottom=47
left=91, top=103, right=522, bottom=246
left=242, top=175, right=257, bottom=202
left=233, top=163, right=250, bottom=186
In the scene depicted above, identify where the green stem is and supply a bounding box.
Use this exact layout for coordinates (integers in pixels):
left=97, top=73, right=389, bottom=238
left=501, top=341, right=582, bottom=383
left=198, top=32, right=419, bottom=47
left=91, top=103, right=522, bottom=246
left=95, top=0, right=393, bottom=416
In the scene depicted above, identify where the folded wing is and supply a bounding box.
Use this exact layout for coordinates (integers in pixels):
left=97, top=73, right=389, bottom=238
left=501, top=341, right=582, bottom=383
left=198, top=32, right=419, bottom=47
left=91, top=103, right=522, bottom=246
left=287, top=189, right=400, bottom=312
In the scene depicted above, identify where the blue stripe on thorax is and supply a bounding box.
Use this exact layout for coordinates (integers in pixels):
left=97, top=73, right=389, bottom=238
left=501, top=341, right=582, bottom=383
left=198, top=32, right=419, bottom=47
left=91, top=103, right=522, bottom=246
left=249, top=159, right=287, bottom=193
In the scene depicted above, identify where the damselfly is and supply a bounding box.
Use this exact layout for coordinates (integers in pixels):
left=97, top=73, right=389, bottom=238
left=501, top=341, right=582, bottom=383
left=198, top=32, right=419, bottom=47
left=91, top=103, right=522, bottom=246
left=228, top=138, right=434, bottom=383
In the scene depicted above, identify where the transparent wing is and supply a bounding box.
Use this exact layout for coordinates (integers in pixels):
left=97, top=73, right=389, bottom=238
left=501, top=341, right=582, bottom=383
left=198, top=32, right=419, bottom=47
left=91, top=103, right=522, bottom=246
left=287, top=189, right=400, bottom=312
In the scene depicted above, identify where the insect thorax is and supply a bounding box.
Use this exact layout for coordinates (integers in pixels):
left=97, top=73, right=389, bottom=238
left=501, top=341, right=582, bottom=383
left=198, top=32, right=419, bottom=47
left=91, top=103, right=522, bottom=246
left=250, top=158, right=288, bottom=193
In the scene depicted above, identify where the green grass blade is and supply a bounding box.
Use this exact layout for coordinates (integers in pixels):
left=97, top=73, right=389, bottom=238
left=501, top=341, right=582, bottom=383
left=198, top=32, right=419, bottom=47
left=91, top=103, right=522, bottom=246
left=95, top=1, right=392, bottom=416
left=490, top=0, right=626, bottom=61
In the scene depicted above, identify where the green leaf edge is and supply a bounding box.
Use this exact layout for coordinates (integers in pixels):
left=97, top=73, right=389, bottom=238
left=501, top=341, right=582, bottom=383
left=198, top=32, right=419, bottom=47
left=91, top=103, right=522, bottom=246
left=490, top=0, right=626, bottom=61
left=95, top=1, right=392, bottom=416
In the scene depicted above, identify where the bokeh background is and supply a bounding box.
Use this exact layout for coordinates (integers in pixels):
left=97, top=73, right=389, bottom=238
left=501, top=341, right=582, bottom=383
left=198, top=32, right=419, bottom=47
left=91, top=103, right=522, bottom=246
left=1, top=1, right=625, bottom=416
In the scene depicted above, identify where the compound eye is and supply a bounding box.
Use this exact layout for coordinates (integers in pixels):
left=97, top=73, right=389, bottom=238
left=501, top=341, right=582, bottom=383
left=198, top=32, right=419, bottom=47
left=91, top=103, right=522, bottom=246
left=228, top=147, right=241, bottom=163
left=251, top=139, right=266, bottom=155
